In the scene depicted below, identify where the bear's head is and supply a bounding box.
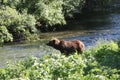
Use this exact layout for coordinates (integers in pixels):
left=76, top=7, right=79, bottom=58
left=47, top=38, right=60, bottom=47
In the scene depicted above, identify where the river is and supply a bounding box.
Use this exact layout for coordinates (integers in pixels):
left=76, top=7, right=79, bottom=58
left=0, top=10, right=120, bottom=67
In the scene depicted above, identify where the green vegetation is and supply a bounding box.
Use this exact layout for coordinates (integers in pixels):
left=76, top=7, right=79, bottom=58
left=0, top=26, right=13, bottom=43
left=0, top=41, right=120, bottom=80
left=0, top=0, right=112, bottom=44
left=0, top=6, right=38, bottom=42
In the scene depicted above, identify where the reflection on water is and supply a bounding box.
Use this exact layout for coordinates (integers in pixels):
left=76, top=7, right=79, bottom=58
left=0, top=11, right=120, bottom=67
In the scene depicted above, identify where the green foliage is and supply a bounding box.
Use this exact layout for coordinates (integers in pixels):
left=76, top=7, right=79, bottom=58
left=0, top=26, right=13, bottom=44
left=63, top=0, right=85, bottom=17
left=0, top=0, right=21, bottom=8
left=0, top=0, right=114, bottom=43
left=83, top=40, right=120, bottom=79
left=0, top=41, right=120, bottom=79
left=0, top=6, right=38, bottom=43
left=0, top=53, right=85, bottom=80
left=17, top=0, right=66, bottom=26
left=35, top=0, right=66, bottom=26
left=18, top=0, right=85, bottom=26
left=0, top=0, right=86, bottom=26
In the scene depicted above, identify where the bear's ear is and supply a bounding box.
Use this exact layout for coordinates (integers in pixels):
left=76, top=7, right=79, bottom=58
left=51, top=37, right=60, bottom=44
left=51, top=37, right=57, bottom=40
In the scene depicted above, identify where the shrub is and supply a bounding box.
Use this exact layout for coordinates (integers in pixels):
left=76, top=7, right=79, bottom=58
left=0, top=0, right=21, bottom=8
left=0, top=0, right=113, bottom=33
left=63, top=0, right=85, bottom=17
left=18, top=0, right=66, bottom=26
left=5, top=0, right=85, bottom=26
left=35, top=0, right=66, bottom=26
left=0, top=53, right=86, bottom=80
left=0, top=6, right=38, bottom=42
left=0, top=26, right=13, bottom=44
left=83, top=40, right=120, bottom=80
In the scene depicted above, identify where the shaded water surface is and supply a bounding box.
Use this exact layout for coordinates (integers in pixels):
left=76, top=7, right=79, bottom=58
left=0, top=10, right=120, bottom=67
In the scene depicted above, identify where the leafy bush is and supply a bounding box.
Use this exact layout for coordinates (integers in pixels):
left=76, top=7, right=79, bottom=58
left=83, top=40, right=120, bottom=79
left=0, top=6, right=38, bottom=42
left=0, top=41, right=120, bottom=80
left=0, top=0, right=21, bottom=9
left=35, top=0, right=66, bottom=26
left=0, top=0, right=85, bottom=26
left=0, top=0, right=113, bottom=34
left=63, top=0, right=85, bottom=17
left=17, top=0, right=66, bottom=26
left=0, top=53, right=85, bottom=80
left=0, top=26, right=13, bottom=44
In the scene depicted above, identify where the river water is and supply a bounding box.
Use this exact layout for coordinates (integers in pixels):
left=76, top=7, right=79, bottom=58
left=0, top=10, right=120, bottom=67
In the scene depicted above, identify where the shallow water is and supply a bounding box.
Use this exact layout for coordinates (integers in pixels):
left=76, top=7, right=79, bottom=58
left=0, top=10, right=120, bottom=67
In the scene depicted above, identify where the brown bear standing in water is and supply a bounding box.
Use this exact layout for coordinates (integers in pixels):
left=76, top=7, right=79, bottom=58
left=47, top=38, right=85, bottom=55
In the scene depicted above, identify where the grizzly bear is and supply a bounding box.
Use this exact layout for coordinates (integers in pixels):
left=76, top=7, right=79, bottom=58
left=47, top=38, right=85, bottom=55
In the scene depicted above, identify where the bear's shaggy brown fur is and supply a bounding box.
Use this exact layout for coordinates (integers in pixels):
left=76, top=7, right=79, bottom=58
left=47, top=38, right=85, bottom=55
